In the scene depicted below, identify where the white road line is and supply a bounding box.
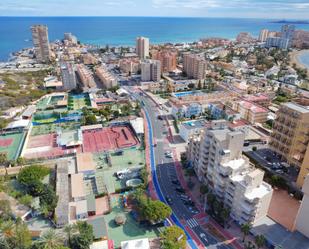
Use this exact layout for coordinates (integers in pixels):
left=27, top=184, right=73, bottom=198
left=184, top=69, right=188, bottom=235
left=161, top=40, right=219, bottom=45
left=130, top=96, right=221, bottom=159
left=187, top=218, right=199, bottom=228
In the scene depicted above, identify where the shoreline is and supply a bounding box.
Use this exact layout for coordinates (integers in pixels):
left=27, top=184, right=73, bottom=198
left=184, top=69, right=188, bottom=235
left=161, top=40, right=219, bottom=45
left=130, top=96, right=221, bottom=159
left=290, top=49, right=309, bottom=70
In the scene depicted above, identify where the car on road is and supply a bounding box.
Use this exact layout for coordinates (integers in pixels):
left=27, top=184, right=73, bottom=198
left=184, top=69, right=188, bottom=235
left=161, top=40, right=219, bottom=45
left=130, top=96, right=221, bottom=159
left=171, top=179, right=180, bottom=185
left=165, top=195, right=173, bottom=205
left=165, top=151, right=173, bottom=158
left=175, top=187, right=185, bottom=193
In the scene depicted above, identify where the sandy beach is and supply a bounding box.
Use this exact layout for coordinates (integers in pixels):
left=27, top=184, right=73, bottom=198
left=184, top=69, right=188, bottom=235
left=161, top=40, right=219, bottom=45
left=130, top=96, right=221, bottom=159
left=290, top=49, right=309, bottom=70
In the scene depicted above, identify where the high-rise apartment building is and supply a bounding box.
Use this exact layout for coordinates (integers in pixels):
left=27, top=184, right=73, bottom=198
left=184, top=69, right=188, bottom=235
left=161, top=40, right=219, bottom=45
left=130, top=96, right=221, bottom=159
left=259, top=29, right=269, bottom=42
left=269, top=102, right=309, bottom=187
left=183, top=53, right=208, bottom=80
left=265, top=37, right=290, bottom=50
left=61, top=62, right=77, bottom=90
left=136, top=37, right=150, bottom=59
left=152, top=50, right=177, bottom=73
left=187, top=121, right=273, bottom=225
left=141, top=60, right=161, bottom=82
left=31, top=25, right=51, bottom=62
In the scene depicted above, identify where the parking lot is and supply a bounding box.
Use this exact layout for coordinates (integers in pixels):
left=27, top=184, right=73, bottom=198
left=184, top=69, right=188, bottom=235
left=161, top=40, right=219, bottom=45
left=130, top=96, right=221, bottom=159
left=245, top=148, right=299, bottom=183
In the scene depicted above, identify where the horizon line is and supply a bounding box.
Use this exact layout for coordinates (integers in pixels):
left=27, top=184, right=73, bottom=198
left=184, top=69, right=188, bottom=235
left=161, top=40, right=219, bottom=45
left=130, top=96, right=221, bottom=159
left=0, top=15, right=308, bottom=21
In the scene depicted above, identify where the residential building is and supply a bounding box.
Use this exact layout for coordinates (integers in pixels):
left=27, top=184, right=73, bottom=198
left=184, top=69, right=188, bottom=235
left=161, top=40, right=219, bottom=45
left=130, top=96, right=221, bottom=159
left=266, top=37, right=290, bottom=50
left=61, top=62, right=77, bottom=90
left=296, top=174, right=309, bottom=238
left=269, top=102, right=309, bottom=187
left=82, top=53, right=99, bottom=65
left=152, top=50, right=177, bottom=72
left=172, top=102, right=203, bottom=119
left=141, top=59, right=161, bottom=82
left=187, top=121, right=273, bottom=225
left=236, top=32, right=254, bottom=43
left=31, top=25, right=51, bottom=62
left=76, top=64, right=96, bottom=88
left=119, top=58, right=140, bottom=74
left=95, top=66, right=118, bottom=89
left=259, top=29, right=269, bottom=42
left=183, top=53, right=208, bottom=80
left=179, top=120, right=207, bottom=142
left=64, top=32, right=78, bottom=44
left=233, top=100, right=268, bottom=124
left=208, top=102, right=241, bottom=121
left=243, top=94, right=271, bottom=108
left=136, top=37, right=149, bottom=59
left=281, top=24, right=296, bottom=41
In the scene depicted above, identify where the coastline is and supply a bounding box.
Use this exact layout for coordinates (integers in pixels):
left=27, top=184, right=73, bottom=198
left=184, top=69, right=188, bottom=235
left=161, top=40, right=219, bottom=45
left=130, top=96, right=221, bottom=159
left=290, top=49, right=309, bottom=70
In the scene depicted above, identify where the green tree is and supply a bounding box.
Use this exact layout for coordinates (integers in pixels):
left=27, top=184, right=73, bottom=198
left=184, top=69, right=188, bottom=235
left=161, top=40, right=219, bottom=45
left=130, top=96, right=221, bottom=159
left=0, top=200, right=11, bottom=218
left=161, top=226, right=187, bottom=249
left=143, top=200, right=172, bottom=223
left=70, top=221, right=94, bottom=249
left=40, top=184, right=58, bottom=215
left=64, top=224, right=78, bottom=248
left=0, top=153, right=8, bottom=166
left=7, top=218, right=32, bottom=249
left=0, top=118, right=9, bottom=130
left=35, top=229, right=65, bottom=249
left=241, top=223, right=252, bottom=242
left=255, top=235, right=266, bottom=249
left=17, top=165, right=50, bottom=186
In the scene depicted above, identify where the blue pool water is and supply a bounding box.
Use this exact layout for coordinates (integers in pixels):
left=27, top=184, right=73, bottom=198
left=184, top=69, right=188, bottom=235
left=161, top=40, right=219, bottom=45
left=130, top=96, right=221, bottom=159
left=173, top=91, right=203, bottom=98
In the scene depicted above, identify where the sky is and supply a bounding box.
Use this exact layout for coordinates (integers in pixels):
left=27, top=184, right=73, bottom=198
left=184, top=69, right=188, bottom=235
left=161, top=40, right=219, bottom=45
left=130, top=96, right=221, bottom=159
left=0, top=0, right=309, bottom=19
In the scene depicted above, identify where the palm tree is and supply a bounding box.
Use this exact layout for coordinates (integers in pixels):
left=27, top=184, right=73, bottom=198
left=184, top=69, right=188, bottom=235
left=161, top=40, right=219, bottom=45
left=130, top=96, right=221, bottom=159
left=36, top=229, right=65, bottom=249
left=255, top=235, right=266, bottom=249
left=64, top=224, right=78, bottom=247
left=241, top=223, right=252, bottom=242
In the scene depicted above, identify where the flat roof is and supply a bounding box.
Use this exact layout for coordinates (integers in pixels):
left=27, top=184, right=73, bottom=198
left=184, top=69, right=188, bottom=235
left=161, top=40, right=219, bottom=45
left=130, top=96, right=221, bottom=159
left=75, top=199, right=88, bottom=215
left=71, top=173, right=85, bottom=198
left=252, top=216, right=309, bottom=249
left=121, top=238, right=150, bottom=249
left=76, top=153, right=96, bottom=173
left=22, top=105, right=36, bottom=117
left=283, top=102, right=309, bottom=114
left=181, top=120, right=206, bottom=130
left=87, top=216, right=107, bottom=239
left=81, top=124, right=103, bottom=131
left=245, top=182, right=272, bottom=200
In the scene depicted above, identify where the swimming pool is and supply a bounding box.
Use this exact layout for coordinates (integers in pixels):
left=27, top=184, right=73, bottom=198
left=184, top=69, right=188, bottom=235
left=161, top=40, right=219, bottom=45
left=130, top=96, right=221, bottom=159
left=172, top=90, right=203, bottom=98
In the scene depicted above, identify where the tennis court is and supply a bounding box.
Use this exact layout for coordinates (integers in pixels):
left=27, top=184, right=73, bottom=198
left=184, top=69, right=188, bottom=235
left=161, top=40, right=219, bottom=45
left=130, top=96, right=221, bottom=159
left=103, top=194, right=160, bottom=247
left=68, top=94, right=91, bottom=110
left=0, top=132, right=25, bottom=160
left=31, top=122, right=80, bottom=136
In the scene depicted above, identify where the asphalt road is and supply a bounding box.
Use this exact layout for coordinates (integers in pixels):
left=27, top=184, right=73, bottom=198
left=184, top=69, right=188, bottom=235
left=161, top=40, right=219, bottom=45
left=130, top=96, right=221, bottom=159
left=129, top=87, right=232, bottom=249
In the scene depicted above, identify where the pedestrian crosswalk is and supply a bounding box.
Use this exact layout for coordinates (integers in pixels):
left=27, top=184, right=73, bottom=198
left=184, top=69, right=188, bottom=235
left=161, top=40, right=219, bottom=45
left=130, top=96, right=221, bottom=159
left=186, top=218, right=199, bottom=228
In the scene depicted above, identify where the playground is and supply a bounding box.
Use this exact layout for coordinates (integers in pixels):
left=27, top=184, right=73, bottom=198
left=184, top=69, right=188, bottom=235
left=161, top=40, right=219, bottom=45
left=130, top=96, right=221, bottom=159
left=68, top=94, right=91, bottom=111
left=82, top=125, right=139, bottom=153
left=103, top=194, right=160, bottom=247
left=0, top=132, right=25, bottom=160
left=93, top=148, right=145, bottom=193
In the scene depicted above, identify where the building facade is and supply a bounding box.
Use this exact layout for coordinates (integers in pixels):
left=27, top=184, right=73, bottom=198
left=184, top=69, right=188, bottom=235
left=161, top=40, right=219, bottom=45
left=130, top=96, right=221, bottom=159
left=61, top=62, right=77, bottom=90
left=152, top=50, right=177, bottom=73
left=269, top=102, right=309, bottom=187
left=183, top=53, right=208, bottom=80
left=31, top=25, right=51, bottom=63
left=187, top=121, right=273, bottom=225
left=95, top=66, right=118, bottom=89
left=76, top=64, right=96, bottom=89
left=141, top=59, right=161, bottom=82
left=136, top=37, right=149, bottom=59
left=259, top=29, right=269, bottom=42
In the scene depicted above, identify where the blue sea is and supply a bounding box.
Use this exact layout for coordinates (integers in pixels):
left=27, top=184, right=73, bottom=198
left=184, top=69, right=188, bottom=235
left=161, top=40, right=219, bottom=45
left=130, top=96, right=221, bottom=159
left=298, top=51, right=309, bottom=69
left=1, top=16, right=309, bottom=61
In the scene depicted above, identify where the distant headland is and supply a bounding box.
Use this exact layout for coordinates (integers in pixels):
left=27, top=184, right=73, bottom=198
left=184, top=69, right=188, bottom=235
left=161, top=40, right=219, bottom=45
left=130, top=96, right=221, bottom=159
left=270, top=20, right=309, bottom=25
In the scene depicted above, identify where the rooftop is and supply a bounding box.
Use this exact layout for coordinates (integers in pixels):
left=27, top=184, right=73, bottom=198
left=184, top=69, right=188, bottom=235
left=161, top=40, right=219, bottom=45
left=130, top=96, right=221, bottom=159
left=76, top=153, right=96, bottom=173
left=283, top=102, right=309, bottom=114
left=71, top=173, right=85, bottom=199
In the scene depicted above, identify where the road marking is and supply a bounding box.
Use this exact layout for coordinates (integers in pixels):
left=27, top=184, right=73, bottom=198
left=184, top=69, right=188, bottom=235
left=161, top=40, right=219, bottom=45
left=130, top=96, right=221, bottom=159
left=187, top=218, right=199, bottom=228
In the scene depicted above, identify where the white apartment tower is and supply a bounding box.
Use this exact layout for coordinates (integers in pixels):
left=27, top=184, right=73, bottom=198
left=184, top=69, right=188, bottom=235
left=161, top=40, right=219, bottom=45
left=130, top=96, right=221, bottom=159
left=187, top=121, right=273, bottom=225
left=259, top=29, right=269, bottom=42
left=183, top=53, right=208, bottom=80
left=31, top=25, right=51, bottom=63
left=136, top=37, right=150, bottom=59
left=141, top=60, right=161, bottom=82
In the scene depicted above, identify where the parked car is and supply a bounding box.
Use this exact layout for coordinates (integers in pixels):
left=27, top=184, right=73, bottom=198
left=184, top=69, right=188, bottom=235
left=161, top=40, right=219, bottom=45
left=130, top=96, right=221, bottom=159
left=175, top=187, right=185, bottom=193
